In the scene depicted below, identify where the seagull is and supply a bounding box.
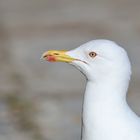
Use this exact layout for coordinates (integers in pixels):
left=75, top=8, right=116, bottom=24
left=42, top=40, right=140, bottom=140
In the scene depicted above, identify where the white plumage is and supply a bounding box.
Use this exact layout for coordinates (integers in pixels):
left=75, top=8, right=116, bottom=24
left=43, top=40, right=140, bottom=140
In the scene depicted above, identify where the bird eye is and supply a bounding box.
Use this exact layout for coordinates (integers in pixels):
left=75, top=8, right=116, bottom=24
left=89, top=52, right=97, bottom=58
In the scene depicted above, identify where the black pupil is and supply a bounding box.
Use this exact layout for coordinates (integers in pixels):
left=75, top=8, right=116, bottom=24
left=90, top=52, right=95, bottom=57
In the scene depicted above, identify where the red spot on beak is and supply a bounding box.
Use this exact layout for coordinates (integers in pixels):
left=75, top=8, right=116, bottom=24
left=47, top=55, right=56, bottom=62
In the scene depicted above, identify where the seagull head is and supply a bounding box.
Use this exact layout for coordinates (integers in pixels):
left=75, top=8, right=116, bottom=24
left=42, top=40, right=131, bottom=81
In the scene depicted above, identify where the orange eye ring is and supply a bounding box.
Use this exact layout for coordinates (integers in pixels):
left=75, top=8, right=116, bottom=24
left=89, top=52, right=97, bottom=58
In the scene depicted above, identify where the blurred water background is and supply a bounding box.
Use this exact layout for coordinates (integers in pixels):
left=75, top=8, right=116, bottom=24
left=0, top=0, right=140, bottom=140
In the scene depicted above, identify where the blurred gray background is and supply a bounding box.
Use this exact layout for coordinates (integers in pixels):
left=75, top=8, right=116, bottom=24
left=0, top=0, right=140, bottom=140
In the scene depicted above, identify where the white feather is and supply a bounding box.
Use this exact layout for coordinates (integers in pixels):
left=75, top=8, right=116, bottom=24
left=67, top=40, right=140, bottom=140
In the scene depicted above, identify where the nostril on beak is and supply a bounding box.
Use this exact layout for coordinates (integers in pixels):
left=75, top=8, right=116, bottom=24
left=53, top=53, right=59, bottom=55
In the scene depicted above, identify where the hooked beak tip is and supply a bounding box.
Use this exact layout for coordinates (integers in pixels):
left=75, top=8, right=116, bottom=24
left=41, top=52, right=48, bottom=60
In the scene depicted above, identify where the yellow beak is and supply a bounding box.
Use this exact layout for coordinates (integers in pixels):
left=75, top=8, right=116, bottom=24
left=42, top=50, right=75, bottom=63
